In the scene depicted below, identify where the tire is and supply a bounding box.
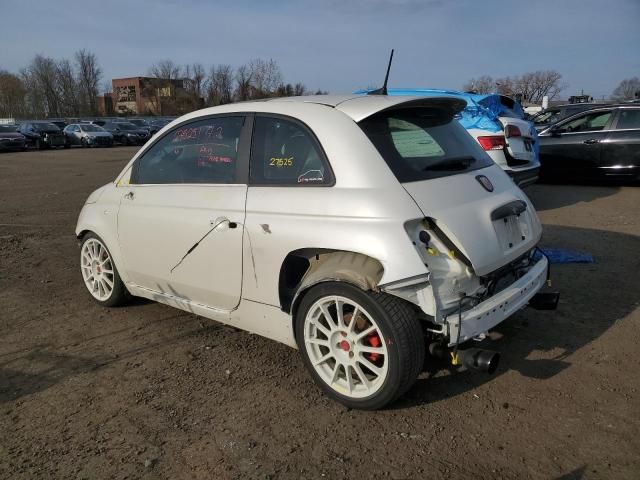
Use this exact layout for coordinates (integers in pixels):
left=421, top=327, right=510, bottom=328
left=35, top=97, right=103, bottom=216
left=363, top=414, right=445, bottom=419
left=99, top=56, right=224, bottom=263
left=35, top=138, right=41, bottom=150
left=81, top=137, right=88, bottom=148
left=80, top=233, right=130, bottom=307
left=295, top=282, right=425, bottom=410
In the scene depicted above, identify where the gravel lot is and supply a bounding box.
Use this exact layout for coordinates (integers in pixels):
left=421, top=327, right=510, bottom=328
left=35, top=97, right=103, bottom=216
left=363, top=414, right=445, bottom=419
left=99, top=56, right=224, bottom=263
left=0, top=147, right=639, bottom=479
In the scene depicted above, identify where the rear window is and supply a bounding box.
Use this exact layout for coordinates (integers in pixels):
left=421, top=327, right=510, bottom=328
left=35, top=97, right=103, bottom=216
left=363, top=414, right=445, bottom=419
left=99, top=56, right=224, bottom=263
left=359, top=108, right=494, bottom=183
left=34, top=123, right=60, bottom=131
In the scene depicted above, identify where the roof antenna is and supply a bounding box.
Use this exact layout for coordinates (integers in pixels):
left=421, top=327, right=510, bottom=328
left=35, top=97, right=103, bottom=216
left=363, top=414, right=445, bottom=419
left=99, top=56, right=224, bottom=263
left=367, top=49, right=394, bottom=96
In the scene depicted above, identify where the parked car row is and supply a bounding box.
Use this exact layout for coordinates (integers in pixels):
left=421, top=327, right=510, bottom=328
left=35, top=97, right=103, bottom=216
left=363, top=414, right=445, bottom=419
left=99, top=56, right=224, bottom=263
left=0, top=117, right=176, bottom=152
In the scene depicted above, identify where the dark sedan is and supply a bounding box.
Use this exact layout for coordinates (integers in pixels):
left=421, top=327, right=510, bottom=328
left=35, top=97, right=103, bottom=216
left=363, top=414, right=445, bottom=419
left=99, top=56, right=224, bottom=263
left=18, top=122, right=66, bottom=149
left=102, top=122, right=150, bottom=146
left=537, top=105, right=640, bottom=182
left=0, top=125, right=27, bottom=151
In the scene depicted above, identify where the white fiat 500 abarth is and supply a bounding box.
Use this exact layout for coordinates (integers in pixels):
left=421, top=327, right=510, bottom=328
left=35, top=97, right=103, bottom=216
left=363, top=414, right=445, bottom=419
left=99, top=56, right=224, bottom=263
left=76, top=95, right=552, bottom=409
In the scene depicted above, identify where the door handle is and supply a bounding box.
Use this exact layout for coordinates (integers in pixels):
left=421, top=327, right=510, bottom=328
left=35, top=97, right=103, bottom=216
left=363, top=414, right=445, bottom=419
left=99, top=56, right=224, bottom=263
left=124, top=191, right=135, bottom=200
left=583, top=139, right=599, bottom=145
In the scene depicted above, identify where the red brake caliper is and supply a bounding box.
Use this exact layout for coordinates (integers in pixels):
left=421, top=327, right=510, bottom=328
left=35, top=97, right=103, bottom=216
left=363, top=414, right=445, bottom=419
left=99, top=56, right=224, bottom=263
left=366, top=332, right=381, bottom=362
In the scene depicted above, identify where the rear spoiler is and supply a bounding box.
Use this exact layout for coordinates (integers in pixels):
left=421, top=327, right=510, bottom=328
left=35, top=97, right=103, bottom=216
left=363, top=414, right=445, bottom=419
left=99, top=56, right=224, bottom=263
left=337, top=96, right=467, bottom=123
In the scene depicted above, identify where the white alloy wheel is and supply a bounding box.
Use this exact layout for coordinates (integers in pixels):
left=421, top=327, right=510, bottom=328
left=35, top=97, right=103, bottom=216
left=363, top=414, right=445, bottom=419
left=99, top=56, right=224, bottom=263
left=80, top=238, right=115, bottom=301
left=303, top=295, right=389, bottom=399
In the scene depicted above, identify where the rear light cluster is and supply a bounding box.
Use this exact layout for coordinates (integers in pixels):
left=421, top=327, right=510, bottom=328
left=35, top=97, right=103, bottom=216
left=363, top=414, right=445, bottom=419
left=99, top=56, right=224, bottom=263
left=505, top=125, right=522, bottom=138
left=477, top=136, right=506, bottom=151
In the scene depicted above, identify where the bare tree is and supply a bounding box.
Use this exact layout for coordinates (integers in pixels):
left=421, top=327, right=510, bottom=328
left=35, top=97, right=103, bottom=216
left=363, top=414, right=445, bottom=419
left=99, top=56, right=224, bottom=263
left=464, top=70, right=564, bottom=103
left=234, top=64, right=253, bottom=102
left=0, top=70, right=27, bottom=118
left=463, top=75, right=495, bottom=94
left=611, top=77, right=640, bottom=101
left=149, top=60, right=181, bottom=81
left=24, top=55, right=61, bottom=117
left=183, top=63, right=206, bottom=110
left=206, top=64, right=234, bottom=106
left=57, top=59, right=79, bottom=116
left=293, top=82, right=307, bottom=96
left=514, top=70, right=564, bottom=103
left=101, top=81, right=112, bottom=94
left=75, top=49, right=102, bottom=115
left=145, top=60, right=183, bottom=115
left=248, top=58, right=283, bottom=98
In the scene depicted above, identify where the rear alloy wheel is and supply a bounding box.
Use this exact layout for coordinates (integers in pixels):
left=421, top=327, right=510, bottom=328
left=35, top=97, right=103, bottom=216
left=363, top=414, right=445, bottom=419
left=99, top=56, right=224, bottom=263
left=296, top=282, right=424, bottom=410
left=80, top=234, right=129, bottom=307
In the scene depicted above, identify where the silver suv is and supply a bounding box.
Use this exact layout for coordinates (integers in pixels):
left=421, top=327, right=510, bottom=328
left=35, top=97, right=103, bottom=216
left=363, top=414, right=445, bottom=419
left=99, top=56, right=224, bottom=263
left=76, top=95, right=554, bottom=409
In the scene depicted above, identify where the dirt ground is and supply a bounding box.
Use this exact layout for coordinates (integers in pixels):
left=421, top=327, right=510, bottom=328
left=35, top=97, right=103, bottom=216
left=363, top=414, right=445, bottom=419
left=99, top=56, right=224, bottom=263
left=0, top=147, right=638, bottom=480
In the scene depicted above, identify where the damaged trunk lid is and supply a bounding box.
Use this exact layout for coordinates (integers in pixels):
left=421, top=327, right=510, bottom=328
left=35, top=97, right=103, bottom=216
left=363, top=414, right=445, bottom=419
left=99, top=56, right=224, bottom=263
left=357, top=97, right=542, bottom=276
left=402, top=167, right=541, bottom=275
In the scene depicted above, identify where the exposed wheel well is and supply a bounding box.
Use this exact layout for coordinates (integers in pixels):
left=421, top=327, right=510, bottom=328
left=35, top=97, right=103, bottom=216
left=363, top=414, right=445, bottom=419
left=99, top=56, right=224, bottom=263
left=279, top=249, right=385, bottom=331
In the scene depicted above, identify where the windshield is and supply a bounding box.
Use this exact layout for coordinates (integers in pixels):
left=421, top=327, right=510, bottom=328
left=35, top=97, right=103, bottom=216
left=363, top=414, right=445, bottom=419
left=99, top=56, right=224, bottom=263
left=116, top=123, right=136, bottom=131
left=81, top=124, right=104, bottom=132
left=359, top=108, right=494, bottom=183
left=533, top=109, right=561, bottom=125
left=0, top=125, right=19, bottom=133
left=34, top=123, right=60, bottom=131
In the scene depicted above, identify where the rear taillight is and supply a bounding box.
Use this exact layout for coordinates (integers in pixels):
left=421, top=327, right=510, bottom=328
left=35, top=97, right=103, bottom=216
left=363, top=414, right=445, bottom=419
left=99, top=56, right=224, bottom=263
left=505, top=125, right=522, bottom=138
left=477, top=135, right=506, bottom=151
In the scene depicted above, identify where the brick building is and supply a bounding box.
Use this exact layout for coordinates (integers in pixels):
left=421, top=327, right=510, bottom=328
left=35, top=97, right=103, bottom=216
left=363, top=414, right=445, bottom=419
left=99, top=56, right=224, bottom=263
left=112, top=77, right=186, bottom=115
left=96, top=93, right=114, bottom=116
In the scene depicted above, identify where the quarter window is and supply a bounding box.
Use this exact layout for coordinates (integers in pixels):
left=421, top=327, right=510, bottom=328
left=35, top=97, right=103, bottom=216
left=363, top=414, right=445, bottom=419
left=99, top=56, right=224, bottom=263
left=131, top=116, right=244, bottom=184
left=616, top=109, right=640, bottom=130
left=249, top=116, right=331, bottom=185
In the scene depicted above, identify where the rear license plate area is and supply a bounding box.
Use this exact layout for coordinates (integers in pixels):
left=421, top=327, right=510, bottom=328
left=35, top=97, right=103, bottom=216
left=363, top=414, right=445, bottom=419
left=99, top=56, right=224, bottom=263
left=493, top=214, right=527, bottom=251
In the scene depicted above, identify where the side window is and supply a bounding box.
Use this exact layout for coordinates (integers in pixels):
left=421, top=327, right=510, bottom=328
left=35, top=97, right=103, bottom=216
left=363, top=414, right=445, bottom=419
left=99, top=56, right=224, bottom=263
left=557, top=110, right=612, bottom=133
left=250, top=116, right=332, bottom=185
left=131, top=116, right=244, bottom=185
left=616, top=109, right=640, bottom=130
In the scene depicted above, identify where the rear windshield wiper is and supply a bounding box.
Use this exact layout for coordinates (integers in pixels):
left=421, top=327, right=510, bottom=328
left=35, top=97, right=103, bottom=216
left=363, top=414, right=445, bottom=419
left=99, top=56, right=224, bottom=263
left=423, top=156, right=476, bottom=171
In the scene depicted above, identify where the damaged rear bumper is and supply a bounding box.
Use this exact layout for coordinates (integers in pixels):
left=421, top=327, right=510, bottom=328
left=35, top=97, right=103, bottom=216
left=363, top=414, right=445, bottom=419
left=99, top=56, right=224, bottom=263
left=446, top=256, right=548, bottom=346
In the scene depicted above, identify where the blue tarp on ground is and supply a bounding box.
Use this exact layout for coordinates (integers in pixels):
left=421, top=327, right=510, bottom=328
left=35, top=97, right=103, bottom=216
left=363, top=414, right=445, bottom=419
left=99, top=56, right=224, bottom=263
left=534, top=248, right=595, bottom=264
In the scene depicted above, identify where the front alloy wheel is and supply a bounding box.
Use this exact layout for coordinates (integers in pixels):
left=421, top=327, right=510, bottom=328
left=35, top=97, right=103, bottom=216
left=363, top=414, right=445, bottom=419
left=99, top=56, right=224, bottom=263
left=80, top=234, right=129, bottom=307
left=296, top=282, right=425, bottom=410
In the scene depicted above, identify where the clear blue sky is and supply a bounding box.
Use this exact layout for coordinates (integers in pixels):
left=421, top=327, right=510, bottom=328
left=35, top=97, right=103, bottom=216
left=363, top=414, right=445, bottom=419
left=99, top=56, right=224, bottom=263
left=1, top=0, right=638, bottom=99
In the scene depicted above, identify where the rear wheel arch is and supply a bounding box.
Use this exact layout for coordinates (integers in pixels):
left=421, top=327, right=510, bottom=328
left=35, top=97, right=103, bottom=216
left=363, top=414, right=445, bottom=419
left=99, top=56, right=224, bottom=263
left=279, top=249, right=385, bottom=334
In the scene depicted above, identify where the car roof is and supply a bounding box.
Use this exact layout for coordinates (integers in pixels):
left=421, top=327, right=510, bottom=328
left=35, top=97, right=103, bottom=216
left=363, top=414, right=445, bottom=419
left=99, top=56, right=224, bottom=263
left=172, top=94, right=466, bottom=123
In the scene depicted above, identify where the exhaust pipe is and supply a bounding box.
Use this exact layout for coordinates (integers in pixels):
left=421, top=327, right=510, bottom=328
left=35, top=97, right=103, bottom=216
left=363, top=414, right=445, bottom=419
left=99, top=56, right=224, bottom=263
left=529, top=291, right=560, bottom=310
left=457, top=348, right=500, bottom=374
left=429, top=343, right=500, bottom=374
